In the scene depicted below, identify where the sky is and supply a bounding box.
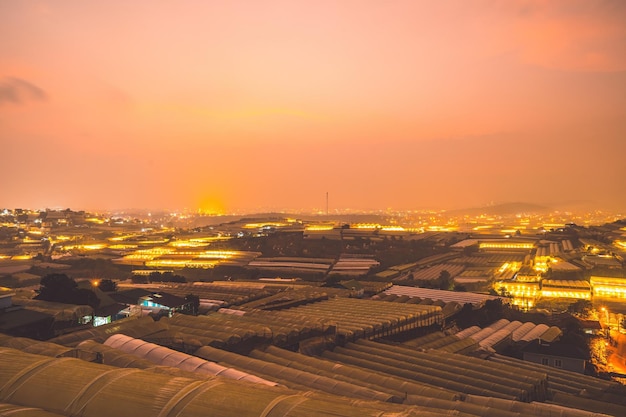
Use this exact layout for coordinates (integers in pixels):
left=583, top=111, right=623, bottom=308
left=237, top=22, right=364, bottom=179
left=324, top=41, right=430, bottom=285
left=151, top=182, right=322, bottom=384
left=1, top=0, right=625, bottom=213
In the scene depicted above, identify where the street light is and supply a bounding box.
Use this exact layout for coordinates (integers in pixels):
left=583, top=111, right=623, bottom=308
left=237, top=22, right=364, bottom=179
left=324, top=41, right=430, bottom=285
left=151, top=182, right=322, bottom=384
left=601, top=307, right=611, bottom=339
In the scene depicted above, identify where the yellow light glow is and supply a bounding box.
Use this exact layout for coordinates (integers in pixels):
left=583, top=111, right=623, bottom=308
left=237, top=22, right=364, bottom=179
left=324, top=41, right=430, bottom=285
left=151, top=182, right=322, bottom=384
left=480, top=242, right=534, bottom=250
left=510, top=298, right=535, bottom=308
left=472, top=225, right=493, bottom=231
left=305, top=225, right=334, bottom=231
left=145, top=259, right=217, bottom=269
left=64, top=244, right=107, bottom=251
left=353, top=223, right=381, bottom=229
left=22, top=238, right=41, bottom=244
left=541, top=290, right=590, bottom=299
left=109, top=244, right=138, bottom=250
left=83, top=244, right=107, bottom=250
left=124, top=254, right=156, bottom=260
left=197, top=195, right=225, bottom=216
left=243, top=222, right=288, bottom=229
left=426, top=226, right=457, bottom=232
left=134, top=239, right=169, bottom=245
left=381, top=226, right=405, bottom=231
left=169, top=241, right=209, bottom=248
left=198, top=250, right=239, bottom=258
left=108, top=234, right=138, bottom=242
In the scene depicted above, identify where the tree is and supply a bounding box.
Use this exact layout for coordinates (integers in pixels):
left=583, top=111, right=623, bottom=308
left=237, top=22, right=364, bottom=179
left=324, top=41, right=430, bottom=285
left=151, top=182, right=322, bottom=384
left=453, top=284, right=467, bottom=292
left=37, top=273, right=77, bottom=303
left=437, top=270, right=452, bottom=290
left=454, top=303, right=477, bottom=329
left=323, top=274, right=342, bottom=287
left=482, top=299, right=505, bottom=325
left=498, top=286, right=512, bottom=298
left=131, top=275, right=149, bottom=284
left=99, top=279, right=117, bottom=292
left=37, top=273, right=99, bottom=308
left=567, top=299, right=593, bottom=317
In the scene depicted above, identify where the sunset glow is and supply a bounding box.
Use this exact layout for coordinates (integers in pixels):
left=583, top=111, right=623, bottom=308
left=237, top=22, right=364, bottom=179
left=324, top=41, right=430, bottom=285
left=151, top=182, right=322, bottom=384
left=1, top=1, right=625, bottom=212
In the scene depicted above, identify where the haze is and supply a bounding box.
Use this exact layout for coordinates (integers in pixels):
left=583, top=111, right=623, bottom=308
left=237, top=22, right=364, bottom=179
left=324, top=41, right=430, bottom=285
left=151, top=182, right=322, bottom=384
left=1, top=1, right=625, bottom=213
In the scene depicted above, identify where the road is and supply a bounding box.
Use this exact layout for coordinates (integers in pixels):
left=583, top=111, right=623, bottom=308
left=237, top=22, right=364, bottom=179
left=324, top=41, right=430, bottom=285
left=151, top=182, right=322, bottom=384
left=607, top=330, right=626, bottom=379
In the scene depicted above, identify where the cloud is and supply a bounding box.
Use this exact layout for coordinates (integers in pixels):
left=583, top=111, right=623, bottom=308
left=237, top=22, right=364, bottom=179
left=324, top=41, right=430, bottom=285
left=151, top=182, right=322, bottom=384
left=507, top=1, right=626, bottom=72
left=0, top=77, right=48, bottom=105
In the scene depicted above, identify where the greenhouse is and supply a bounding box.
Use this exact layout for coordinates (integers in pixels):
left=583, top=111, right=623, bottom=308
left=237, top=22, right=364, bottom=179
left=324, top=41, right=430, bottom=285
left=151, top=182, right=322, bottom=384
left=0, top=347, right=468, bottom=417
left=103, top=334, right=277, bottom=385
left=2, top=278, right=625, bottom=417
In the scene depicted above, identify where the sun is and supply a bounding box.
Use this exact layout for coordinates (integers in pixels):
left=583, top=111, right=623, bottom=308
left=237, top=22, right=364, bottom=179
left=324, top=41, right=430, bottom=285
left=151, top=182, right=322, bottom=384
left=197, top=195, right=226, bottom=215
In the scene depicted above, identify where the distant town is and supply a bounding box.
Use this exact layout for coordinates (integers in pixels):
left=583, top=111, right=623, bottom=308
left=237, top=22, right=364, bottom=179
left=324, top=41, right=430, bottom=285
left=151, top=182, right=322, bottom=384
left=2, top=204, right=626, bottom=416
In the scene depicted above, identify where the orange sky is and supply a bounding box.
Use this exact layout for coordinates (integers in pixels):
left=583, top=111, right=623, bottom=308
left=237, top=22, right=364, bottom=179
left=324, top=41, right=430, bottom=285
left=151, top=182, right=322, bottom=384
left=1, top=1, right=625, bottom=213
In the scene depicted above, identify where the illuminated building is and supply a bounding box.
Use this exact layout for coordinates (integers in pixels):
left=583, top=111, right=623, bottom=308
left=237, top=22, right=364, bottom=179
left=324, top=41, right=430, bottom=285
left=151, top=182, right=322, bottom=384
left=579, top=238, right=614, bottom=255
left=533, top=246, right=553, bottom=273
left=132, top=269, right=175, bottom=276
left=541, top=280, right=591, bottom=300
left=494, top=280, right=539, bottom=309
left=479, top=240, right=535, bottom=251
left=582, top=255, right=622, bottom=269
left=591, top=276, right=626, bottom=299
left=515, top=266, right=541, bottom=282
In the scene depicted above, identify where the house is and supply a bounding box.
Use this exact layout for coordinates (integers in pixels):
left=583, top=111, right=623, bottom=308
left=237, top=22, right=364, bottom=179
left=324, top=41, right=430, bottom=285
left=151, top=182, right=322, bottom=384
left=0, top=287, right=54, bottom=339
left=578, top=319, right=602, bottom=336
left=75, top=281, right=127, bottom=327
left=0, top=287, right=14, bottom=310
left=110, top=288, right=193, bottom=318
left=522, top=341, right=590, bottom=374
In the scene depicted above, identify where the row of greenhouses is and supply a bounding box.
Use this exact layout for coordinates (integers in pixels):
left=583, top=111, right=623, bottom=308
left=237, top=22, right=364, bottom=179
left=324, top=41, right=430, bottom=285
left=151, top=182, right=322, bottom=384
left=402, top=319, right=562, bottom=354
left=284, top=298, right=444, bottom=342
left=372, top=293, right=464, bottom=319
left=165, top=308, right=334, bottom=348
left=1, top=324, right=624, bottom=416
left=455, top=319, right=562, bottom=350
left=384, top=285, right=501, bottom=306
left=0, top=347, right=454, bottom=417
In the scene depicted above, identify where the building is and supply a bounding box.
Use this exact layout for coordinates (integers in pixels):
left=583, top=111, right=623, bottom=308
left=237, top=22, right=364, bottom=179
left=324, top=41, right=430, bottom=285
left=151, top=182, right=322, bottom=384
left=541, top=280, right=591, bottom=300
left=479, top=239, right=535, bottom=251
left=110, top=288, right=193, bottom=318
left=591, top=275, right=626, bottom=300
left=494, top=280, right=539, bottom=309
left=522, top=342, right=589, bottom=374
left=578, top=319, right=602, bottom=336
left=0, top=287, right=54, bottom=339
left=0, top=287, right=14, bottom=310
